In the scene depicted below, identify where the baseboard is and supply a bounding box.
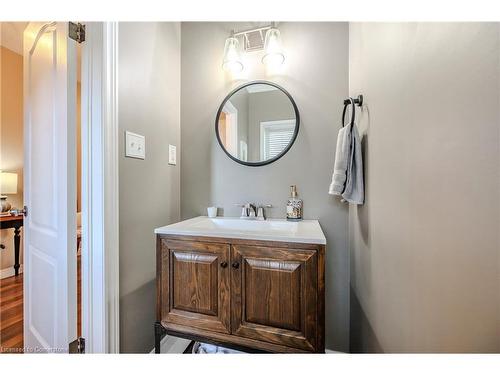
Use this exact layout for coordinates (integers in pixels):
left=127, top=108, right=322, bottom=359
left=0, top=265, right=23, bottom=279
left=149, top=334, right=192, bottom=354
left=325, top=349, right=344, bottom=354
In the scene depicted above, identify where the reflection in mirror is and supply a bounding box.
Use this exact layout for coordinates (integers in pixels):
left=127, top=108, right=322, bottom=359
left=216, top=82, right=299, bottom=166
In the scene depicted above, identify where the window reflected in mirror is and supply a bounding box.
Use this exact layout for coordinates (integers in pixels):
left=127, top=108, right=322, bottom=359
left=216, top=82, right=299, bottom=166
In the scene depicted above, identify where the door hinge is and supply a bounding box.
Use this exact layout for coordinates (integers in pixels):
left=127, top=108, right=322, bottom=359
left=69, top=22, right=85, bottom=43
left=69, top=337, right=85, bottom=353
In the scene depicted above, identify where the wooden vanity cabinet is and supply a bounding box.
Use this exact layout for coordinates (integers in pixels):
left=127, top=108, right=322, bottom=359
left=156, top=235, right=325, bottom=353
left=158, top=239, right=231, bottom=334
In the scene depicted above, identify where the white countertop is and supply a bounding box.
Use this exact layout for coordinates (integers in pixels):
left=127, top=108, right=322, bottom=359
left=154, top=216, right=326, bottom=245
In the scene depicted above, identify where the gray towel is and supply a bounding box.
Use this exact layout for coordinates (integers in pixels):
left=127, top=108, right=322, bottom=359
left=342, top=125, right=364, bottom=204
left=328, top=126, right=350, bottom=195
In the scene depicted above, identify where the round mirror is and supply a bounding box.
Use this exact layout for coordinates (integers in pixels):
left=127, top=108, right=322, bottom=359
left=215, top=81, right=300, bottom=166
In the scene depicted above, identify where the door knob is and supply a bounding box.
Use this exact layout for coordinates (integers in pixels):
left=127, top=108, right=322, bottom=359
left=10, top=206, right=27, bottom=217
left=231, top=262, right=240, bottom=269
left=220, top=261, right=228, bottom=268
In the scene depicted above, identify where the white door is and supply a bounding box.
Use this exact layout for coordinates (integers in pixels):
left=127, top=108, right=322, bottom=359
left=23, top=22, right=77, bottom=353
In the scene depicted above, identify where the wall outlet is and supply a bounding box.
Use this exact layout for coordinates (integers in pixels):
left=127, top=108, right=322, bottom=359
left=168, top=144, right=177, bottom=165
left=125, top=131, right=145, bottom=159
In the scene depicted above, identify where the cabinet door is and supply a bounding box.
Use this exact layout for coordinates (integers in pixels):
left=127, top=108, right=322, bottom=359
left=159, top=239, right=231, bottom=334
left=231, top=245, right=318, bottom=352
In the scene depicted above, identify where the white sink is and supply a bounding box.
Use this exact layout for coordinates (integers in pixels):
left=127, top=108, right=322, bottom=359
left=155, top=216, right=326, bottom=244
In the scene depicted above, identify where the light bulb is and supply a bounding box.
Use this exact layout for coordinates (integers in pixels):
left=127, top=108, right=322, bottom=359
left=222, top=37, right=244, bottom=73
left=262, top=28, right=285, bottom=68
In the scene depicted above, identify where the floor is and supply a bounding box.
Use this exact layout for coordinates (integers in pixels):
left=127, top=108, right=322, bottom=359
left=0, top=255, right=81, bottom=353
left=0, top=275, right=23, bottom=353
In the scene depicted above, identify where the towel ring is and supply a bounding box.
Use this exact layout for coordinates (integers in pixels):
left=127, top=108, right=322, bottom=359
left=342, top=94, right=363, bottom=128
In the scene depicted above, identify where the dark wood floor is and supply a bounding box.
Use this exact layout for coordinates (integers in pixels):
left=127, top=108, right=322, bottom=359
left=0, top=255, right=81, bottom=354
left=0, top=274, right=23, bottom=353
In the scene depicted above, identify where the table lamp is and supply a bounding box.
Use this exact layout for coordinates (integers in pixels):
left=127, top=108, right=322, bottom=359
left=0, top=171, right=18, bottom=213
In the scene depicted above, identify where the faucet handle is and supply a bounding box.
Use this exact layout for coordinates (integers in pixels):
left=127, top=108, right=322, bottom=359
left=256, top=204, right=272, bottom=220
left=235, top=204, right=250, bottom=218
left=256, top=207, right=265, bottom=220
left=235, top=203, right=258, bottom=218
left=240, top=207, right=248, bottom=218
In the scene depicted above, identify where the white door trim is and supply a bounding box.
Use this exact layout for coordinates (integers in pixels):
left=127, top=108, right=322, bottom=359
left=81, top=21, right=120, bottom=353
left=222, top=101, right=238, bottom=156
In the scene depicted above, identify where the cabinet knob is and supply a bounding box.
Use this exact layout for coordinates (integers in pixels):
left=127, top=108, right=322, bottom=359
left=231, top=262, right=240, bottom=269
left=220, top=261, right=228, bottom=268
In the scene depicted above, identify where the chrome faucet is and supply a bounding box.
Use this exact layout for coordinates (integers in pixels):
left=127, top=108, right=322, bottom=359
left=236, top=203, right=256, bottom=219
left=236, top=203, right=272, bottom=220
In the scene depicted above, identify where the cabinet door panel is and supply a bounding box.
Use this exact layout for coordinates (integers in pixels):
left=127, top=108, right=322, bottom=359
left=231, top=245, right=318, bottom=352
left=244, top=258, right=302, bottom=331
left=160, top=239, right=230, bottom=334
left=172, top=252, right=219, bottom=315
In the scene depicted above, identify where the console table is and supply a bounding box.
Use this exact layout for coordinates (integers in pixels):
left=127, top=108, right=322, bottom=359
left=0, top=215, right=24, bottom=276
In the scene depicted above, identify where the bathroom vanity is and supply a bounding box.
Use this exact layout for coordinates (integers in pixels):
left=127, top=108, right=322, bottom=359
left=154, top=216, right=326, bottom=353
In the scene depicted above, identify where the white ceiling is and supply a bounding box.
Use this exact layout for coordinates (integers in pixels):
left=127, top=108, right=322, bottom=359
left=246, top=84, right=279, bottom=94
left=0, top=22, right=28, bottom=54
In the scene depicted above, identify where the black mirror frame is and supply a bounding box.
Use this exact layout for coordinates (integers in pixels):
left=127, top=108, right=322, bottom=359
left=215, top=80, right=300, bottom=167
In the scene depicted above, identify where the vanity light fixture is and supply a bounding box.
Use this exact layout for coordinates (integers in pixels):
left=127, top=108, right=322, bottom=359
left=222, top=32, right=244, bottom=73
left=222, top=23, right=286, bottom=72
left=262, top=24, right=285, bottom=68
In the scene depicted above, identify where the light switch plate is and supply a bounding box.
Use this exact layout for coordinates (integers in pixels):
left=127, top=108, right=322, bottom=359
left=168, top=144, right=177, bottom=165
left=125, top=131, right=145, bottom=159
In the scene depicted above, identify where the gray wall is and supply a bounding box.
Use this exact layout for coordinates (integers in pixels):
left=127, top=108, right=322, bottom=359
left=118, top=22, right=181, bottom=353
left=349, top=23, right=500, bottom=353
left=227, top=91, right=249, bottom=155
left=181, top=22, right=350, bottom=351
left=247, top=90, right=295, bottom=160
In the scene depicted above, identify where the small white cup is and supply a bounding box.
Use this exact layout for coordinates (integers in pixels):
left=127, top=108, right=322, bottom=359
left=207, top=207, right=217, bottom=218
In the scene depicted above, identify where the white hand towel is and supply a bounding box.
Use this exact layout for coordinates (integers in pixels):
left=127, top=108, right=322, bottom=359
left=342, top=125, right=364, bottom=204
left=329, top=126, right=351, bottom=195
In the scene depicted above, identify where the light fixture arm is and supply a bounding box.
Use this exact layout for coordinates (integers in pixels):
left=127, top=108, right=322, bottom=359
left=233, top=25, right=273, bottom=38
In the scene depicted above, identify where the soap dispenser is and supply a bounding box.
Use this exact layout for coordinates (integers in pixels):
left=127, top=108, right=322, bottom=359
left=286, top=185, right=303, bottom=221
